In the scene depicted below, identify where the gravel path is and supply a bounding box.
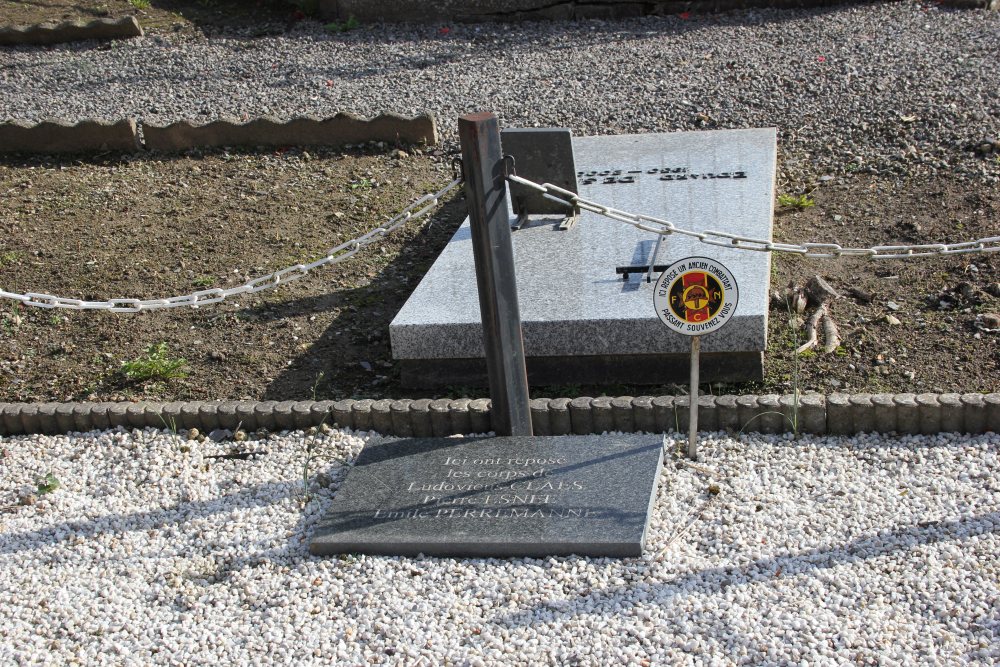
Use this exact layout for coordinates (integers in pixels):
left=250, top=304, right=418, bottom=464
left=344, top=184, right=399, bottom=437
left=2, top=426, right=998, bottom=664
left=2, top=3, right=999, bottom=184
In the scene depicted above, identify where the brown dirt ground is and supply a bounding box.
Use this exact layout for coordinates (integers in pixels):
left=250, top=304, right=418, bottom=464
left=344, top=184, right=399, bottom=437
left=2, top=2, right=998, bottom=402
left=0, top=144, right=472, bottom=403
left=0, top=0, right=304, bottom=37
left=768, top=176, right=1000, bottom=396
left=1, top=146, right=998, bottom=404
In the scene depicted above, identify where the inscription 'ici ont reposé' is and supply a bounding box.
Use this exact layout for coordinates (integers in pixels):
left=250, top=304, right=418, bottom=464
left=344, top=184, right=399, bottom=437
left=371, top=455, right=596, bottom=521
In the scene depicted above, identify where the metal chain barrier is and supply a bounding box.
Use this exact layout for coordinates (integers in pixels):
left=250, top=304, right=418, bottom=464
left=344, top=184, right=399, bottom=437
left=508, top=174, right=1000, bottom=260
left=7, top=168, right=996, bottom=315
left=0, top=178, right=462, bottom=312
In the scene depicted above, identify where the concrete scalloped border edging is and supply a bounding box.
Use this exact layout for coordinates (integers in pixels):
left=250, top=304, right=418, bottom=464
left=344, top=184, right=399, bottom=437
left=0, top=16, right=142, bottom=46
left=1, top=393, right=998, bottom=438
left=0, top=113, right=438, bottom=155
left=142, top=113, right=439, bottom=152
left=0, top=119, right=140, bottom=154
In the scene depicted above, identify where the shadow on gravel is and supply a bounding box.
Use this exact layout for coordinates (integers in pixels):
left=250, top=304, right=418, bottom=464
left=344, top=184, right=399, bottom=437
left=0, top=477, right=311, bottom=559
left=495, top=510, right=1000, bottom=630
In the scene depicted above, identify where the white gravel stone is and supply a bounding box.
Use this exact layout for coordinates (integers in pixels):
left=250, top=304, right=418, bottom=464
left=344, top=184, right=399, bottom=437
left=1, top=426, right=998, bottom=664
left=1, top=4, right=998, bottom=184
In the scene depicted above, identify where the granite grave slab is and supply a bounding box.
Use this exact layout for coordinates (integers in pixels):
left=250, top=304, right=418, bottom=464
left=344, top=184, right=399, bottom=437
left=390, top=128, right=777, bottom=387
left=310, top=434, right=664, bottom=558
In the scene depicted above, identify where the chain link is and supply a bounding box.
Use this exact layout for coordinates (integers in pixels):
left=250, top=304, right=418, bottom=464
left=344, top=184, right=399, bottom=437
left=508, top=174, right=1000, bottom=260
left=1, top=178, right=462, bottom=312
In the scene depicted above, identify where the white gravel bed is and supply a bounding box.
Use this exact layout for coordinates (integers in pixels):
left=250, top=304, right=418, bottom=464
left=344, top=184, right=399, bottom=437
left=1, top=426, right=998, bottom=665
left=1, top=3, right=999, bottom=183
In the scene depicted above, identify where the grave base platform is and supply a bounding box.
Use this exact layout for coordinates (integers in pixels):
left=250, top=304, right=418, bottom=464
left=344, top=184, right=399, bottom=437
left=399, top=351, right=763, bottom=388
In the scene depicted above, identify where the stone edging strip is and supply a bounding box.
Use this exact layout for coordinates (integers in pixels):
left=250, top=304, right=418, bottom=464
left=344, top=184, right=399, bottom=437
left=142, top=113, right=438, bottom=152
left=0, top=16, right=142, bottom=46
left=1, top=393, right=998, bottom=438
left=0, top=119, right=140, bottom=154
left=0, top=114, right=438, bottom=155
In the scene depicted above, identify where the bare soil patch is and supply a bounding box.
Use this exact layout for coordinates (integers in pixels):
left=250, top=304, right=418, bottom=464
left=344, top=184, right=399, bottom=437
left=767, top=176, right=1000, bottom=396
left=0, top=145, right=468, bottom=403
left=1, top=147, right=998, bottom=403
left=0, top=0, right=301, bottom=37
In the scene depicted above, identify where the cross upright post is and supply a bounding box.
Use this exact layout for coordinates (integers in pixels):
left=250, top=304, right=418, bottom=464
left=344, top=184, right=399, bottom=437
left=457, top=112, right=532, bottom=437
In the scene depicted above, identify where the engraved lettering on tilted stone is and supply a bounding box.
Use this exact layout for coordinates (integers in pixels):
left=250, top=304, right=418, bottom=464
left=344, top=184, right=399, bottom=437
left=370, top=454, right=593, bottom=521
left=579, top=166, right=749, bottom=185
left=431, top=507, right=597, bottom=519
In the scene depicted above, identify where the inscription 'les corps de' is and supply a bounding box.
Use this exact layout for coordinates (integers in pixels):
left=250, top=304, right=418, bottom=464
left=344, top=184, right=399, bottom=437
left=370, top=454, right=596, bottom=520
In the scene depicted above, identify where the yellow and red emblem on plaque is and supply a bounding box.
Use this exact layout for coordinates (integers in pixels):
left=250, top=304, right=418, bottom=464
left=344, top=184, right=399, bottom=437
left=653, top=257, right=739, bottom=336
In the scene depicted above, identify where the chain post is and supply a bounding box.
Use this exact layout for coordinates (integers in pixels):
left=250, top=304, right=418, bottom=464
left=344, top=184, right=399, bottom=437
left=458, top=112, right=533, bottom=437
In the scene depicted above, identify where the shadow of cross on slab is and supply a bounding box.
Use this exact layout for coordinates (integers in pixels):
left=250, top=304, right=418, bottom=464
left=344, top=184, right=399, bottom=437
left=310, top=433, right=664, bottom=558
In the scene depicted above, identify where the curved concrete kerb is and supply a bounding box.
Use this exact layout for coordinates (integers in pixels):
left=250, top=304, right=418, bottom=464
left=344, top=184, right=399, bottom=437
left=0, top=393, right=997, bottom=438
left=0, top=114, right=439, bottom=155
left=0, top=16, right=142, bottom=46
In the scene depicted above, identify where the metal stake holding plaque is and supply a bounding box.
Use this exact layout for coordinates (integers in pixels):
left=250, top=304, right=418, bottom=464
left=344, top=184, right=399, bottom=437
left=653, top=257, right=740, bottom=460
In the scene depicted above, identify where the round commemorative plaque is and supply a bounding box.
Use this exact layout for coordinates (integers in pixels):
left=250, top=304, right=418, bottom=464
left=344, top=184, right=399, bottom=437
left=652, top=256, right=739, bottom=336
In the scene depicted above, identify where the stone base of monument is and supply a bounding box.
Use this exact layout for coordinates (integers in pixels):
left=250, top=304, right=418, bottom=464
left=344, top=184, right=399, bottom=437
left=310, top=434, right=664, bottom=558
left=399, top=351, right=763, bottom=388
left=390, top=128, right=776, bottom=388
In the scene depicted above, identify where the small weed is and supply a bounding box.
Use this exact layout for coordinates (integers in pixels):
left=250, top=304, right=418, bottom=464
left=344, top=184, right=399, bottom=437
left=348, top=177, right=373, bottom=192
left=48, top=315, right=61, bottom=326
left=192, top=276, right=214, bottom=287
left=36, top=473, right=60, bottom=495
left=302, top=415, right=340, bottom=504
left=158, top=413, right=179, bottom=435
left=326, top=15, right=360, bottom=32
left=0, top=251, right=23, bottom=267
left=121, top=343, right=188, bottom=382
left=743, top=298, right=806, bottom=438
left=778, top=193, right=815, bottom=209
left=129, top=0, right=151, bottom=9
left=311, top=371, right=326, bottom=401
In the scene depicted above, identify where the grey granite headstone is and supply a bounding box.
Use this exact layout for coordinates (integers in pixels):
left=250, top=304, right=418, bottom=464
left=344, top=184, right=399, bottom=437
left=310, top=433, right=664, bottom=558
left=390, top=128, right=777, bottom=387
